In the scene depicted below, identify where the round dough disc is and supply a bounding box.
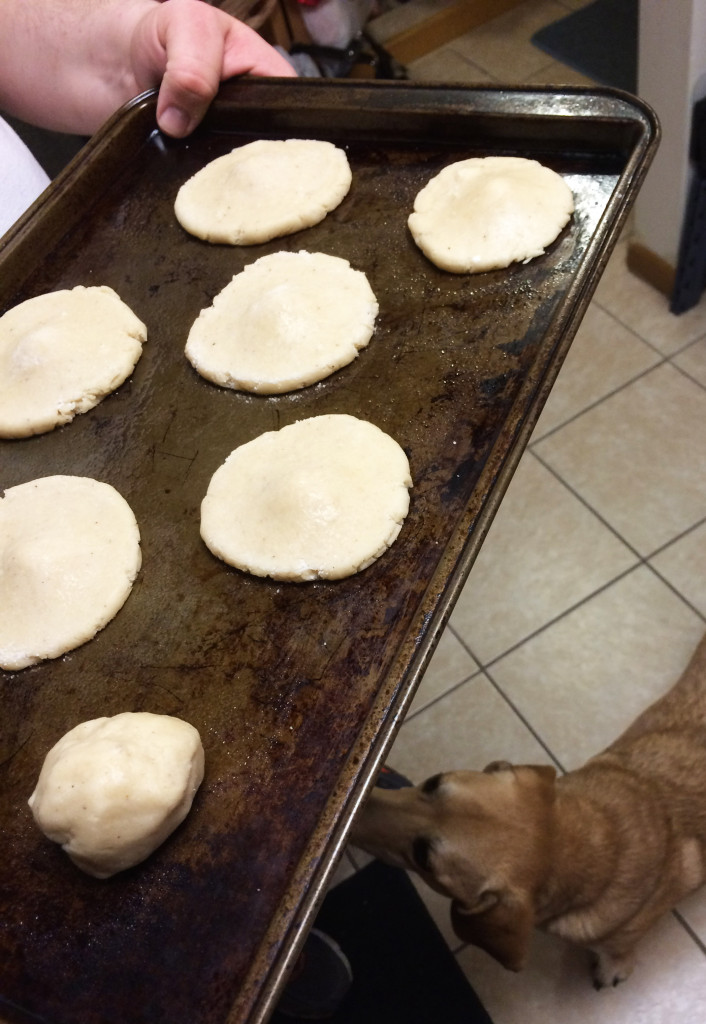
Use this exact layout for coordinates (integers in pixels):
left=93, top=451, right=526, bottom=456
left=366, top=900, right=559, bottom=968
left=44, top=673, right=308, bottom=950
left=408, top=156, right=575, bottom=273
left=200, top=414, right=412, bottom=581
left=174, top=138, right=352, bottom=245
left=0, top=285, right=147, bottom=438
left=185, top=250, right=378, bottom=394
left=0, top=476, right=141, bottom=671
left=28, top=712, right=205, bottom=878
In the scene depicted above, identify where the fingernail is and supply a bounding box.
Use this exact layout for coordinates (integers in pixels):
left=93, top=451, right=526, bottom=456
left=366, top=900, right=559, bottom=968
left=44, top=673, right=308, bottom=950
left=159, top=106, right=193, bottom=138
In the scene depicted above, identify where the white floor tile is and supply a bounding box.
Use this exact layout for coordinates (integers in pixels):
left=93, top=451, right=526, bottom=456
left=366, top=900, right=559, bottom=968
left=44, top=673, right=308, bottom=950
left=523, top=58, right=595, bottom=87
left=650, top=520, right=706, bottom=618
left=449, top=0, right=572, bottom=82
left=367, top=0, right=453, bottom=46
left=673, top=336, right=706, bottom=387
left=450, top=453, right=636, bottom=664
left=406, top=627, right=478, bottom=716
left=534, top=363, right=706, bottom=556
left=593, top=241, right=706, bottom=355
left=531, top=302, right=661, bottom=440
left=488, top=566, right=705, bottom=770
left=390, top=671, right=553, bottom=782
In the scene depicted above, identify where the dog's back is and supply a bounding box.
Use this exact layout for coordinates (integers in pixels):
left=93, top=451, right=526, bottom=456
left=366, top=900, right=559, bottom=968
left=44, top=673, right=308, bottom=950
left=583, top=631, right=706, bottom=844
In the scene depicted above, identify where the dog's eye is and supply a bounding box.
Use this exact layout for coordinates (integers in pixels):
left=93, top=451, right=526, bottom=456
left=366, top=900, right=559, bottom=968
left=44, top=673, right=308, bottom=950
left=420, top=773, right=443, bottom=795
left=411, top=836, right=435, bottom=872
left=483, top=760, right=513, bottom=775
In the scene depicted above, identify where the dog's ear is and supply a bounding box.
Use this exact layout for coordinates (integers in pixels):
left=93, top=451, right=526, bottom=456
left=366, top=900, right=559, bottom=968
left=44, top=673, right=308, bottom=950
left=451, top=890, right=534, bottom=972
left=447, top=762, right=556, bottom=973
left=482, top=760, right=514, bottom=774
left=483, top=761, right=557, bottom=789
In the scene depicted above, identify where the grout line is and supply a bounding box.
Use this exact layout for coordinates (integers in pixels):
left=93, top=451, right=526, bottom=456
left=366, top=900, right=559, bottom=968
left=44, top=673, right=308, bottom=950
left=454, top=558, right=638, bottom=666
left=528, top=353, right=668, bottom=447
left=422, top=43, right=497, bottom=76
left=591, top=295, right=706, bottom=364
left=402, top=664, right=483, bottom=724
left=646, top=515, right=706, bottom=561
left=409, top=534, right=705, bottom=733
left=673, top=910, right=706, bottom=958
left=529, top=449, right=646, bottom=560
left=404, top=646, right=567, bottom=771
left=592, top=296, right=675, bottom=358
left=669, top=347, right=706, bottom=394
left=529, top=452, right=706, bottom=624
left=530, top=318, right=706, bottom=450
left=643, top=561, right=706, bottom=626
left=482, top=665, right=567, bottom=772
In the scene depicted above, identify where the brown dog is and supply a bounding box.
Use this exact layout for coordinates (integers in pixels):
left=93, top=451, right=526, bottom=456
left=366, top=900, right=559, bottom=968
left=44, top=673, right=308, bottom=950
left=351, top=632, right=706, bottom=988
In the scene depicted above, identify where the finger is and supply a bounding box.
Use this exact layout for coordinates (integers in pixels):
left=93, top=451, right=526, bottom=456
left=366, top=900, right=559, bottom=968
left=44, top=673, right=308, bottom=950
left=154, top=2, right=231, bottom=136
left=152, top=1, right=295, bottom=137
left=221, top=17, right=297, bottom=80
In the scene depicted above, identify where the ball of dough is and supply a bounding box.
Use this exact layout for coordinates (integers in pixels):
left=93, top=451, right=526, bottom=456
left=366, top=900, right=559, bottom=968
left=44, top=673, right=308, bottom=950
left=28, top=712, right=205, bottom=878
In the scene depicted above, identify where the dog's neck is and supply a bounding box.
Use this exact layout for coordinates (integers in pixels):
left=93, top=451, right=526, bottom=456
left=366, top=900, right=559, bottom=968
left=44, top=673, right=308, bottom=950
left=533, top=769, right=676, bottom=944
left=533, top=785, right=621, bottom=933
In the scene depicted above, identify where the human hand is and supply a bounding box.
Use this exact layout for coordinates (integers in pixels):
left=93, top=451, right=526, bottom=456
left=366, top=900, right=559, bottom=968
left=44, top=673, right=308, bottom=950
left=131, top=0, right=297, bottom=138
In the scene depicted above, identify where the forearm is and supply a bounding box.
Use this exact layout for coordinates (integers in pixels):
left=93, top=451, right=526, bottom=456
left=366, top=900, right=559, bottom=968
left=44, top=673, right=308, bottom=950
left=0, top=0, right=295, bottom=137
left=0, top=0, right=154, bottom=134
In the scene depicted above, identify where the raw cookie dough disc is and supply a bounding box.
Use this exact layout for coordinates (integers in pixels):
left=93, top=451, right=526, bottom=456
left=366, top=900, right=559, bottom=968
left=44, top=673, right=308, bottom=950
left=174, top=138, right=352, bottom=244
left=200, top=414, right=412, bottom=581
left=408, top=156, right=575, bottom=274
left=185, top=250, right=378, bottom=394
left=28, top=712, right=205, bottom=878
left=0, top=476, right=141, bottom=671
left=0, top=285, right=147, bottom=438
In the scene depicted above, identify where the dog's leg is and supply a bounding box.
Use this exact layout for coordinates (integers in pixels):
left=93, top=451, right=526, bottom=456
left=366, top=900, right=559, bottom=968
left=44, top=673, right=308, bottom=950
left=589, top=943, right=636, bottom=989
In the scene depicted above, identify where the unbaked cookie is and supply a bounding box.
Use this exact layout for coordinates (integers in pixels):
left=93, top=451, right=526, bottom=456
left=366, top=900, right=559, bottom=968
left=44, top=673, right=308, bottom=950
left=0, top=285, right=146, bottom=438
left=185, top=251, right=378, bottom=393
left=200, top=414, right=412, bottom=581
left=0, top=476, right=141, bottom=671
left=174, top=138, right=352, bottom=245
left=408, top=156, right=574, bottom=273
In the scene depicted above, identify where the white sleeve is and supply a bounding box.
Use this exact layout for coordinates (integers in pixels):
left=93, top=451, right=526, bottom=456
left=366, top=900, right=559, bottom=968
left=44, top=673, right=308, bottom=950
left=0, top=116, right=51, bottom=239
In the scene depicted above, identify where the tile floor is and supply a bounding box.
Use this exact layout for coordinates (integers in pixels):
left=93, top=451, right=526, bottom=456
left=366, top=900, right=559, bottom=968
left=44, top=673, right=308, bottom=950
left=336, top=1, right=706, bottom=1021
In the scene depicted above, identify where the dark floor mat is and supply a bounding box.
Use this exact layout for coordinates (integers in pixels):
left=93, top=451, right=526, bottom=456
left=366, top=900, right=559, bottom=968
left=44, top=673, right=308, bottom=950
left=271, top=860, right=492, bottom=1024
left=531, top=0, right=638, bottom=93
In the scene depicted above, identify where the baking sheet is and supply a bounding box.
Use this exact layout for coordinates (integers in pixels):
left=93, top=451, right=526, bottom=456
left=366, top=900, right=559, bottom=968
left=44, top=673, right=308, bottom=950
left=0, top=79, right=658, bottom=1024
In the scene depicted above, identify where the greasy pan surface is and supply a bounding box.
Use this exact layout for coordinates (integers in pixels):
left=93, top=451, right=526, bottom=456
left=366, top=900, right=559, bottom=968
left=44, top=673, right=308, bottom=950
left=0, top=80, right=657, bottom=1024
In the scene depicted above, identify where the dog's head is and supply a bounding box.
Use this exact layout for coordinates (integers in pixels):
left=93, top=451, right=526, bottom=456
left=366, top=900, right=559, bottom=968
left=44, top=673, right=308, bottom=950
left=351, top=761, right=557, bottom=971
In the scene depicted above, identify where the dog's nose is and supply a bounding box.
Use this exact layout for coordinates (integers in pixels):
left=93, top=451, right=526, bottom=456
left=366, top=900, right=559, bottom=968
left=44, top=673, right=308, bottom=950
left=411, top=835, right=435, bottom=871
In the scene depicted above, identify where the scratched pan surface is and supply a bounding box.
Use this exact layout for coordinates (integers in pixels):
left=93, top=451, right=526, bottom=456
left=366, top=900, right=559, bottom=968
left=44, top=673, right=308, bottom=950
left=0, top=80, right=657, bottom=1024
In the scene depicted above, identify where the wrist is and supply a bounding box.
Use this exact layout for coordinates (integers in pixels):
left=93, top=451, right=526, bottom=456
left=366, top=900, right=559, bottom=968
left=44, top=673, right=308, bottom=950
left=0, top=0, right=162, bottom=135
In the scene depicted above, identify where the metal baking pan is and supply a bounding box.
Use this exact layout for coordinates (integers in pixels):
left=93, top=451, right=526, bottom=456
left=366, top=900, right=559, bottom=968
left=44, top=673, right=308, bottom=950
left=0, top=79, right=657, bottom=1024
